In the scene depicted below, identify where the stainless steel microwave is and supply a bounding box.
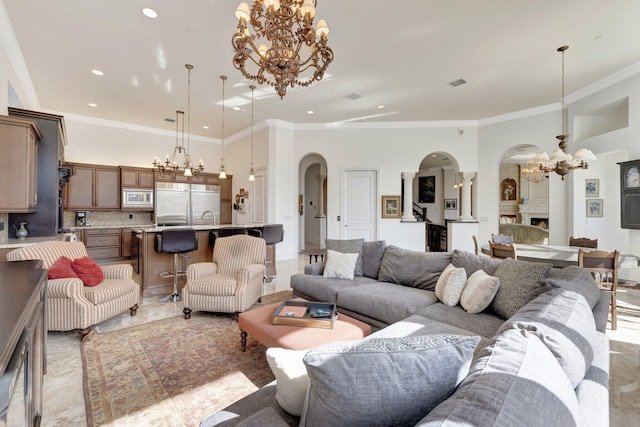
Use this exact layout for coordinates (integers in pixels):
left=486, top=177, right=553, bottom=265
left=122, top=188, right=154, bottom=208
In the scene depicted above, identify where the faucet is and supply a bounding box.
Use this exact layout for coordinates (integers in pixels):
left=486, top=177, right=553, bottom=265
left=201, top=210, right=217, bottom=225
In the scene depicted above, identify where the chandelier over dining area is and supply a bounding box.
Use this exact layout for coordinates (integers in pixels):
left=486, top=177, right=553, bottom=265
left=528, top=46, right=596, bottom=180
left=232, top=0, right=334, bottom=98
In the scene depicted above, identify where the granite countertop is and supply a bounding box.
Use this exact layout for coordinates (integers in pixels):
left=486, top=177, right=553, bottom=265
left=140, top=223, right=263, bottom=233
left=0, top=234, right=70, bottom=249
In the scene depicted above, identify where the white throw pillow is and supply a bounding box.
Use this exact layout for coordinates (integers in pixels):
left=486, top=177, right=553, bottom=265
left=323, top=249, right=359, bottom=280
left=435, top=263, right=468, bottom=306
left=265, top=347, right=309, bottom=416
left=460, top=270, right=500, bottom=314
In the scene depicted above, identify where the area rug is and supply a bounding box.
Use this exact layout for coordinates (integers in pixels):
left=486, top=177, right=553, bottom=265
left=82, top=291, right=292, bottom=427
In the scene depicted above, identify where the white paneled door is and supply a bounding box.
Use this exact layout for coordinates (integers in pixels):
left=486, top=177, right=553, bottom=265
left=342, top=169, right=377, bottom=240
left=252, top=169, right=267, bottom=224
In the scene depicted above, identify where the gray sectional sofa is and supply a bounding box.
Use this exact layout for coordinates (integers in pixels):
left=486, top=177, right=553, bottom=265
left=202, top=240, right=610, bottom=427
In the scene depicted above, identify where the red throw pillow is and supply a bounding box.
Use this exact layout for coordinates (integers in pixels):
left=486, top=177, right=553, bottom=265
left=48, top=256, right=80, bottom=280
left=71, top=256, right=104, bottom=287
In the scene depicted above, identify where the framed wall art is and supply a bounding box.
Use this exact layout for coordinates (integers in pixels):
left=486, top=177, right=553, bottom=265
left=418, top=176, right=435, bottom=203
left=585, top=179, right=599, bottom=197
left=586, top=199, right=603, bottom=218
left=444, top=199, right=457, bottom=210
left=382, top=195, right=401, bottom=218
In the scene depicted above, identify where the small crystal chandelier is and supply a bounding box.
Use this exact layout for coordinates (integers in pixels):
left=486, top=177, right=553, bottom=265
left=521, top=166, right=548, bottom=183
left=529, top=46, right=596, bottom=180
left=219, top=75, right=228, bottom=179
left=248, top=85, right=256, bottom=182
left=153, top=64, right=204, bottom=178
left=232, top=0, right=334, bottom=98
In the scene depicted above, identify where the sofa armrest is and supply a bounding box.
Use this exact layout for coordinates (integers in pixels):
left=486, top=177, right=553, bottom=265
left=239, top=264, right=266, bottom=283
left=47, top=277, right=87, bottom=299
left=304, top=262, right=325, bottom=275
left=187, top=262, right=218, bottom=281
left=102, top=263, right=133, bottom=279
left=592, top=290, right=611, bottom=333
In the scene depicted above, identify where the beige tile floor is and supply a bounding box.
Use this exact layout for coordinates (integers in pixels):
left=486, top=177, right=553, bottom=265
left=41, top=256, right=640, bottom=426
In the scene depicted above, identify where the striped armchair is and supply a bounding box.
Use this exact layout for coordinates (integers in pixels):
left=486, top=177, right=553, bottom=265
left=182, top=235, right=266, bottom=318
left=7, top=241, right=139, bottom=336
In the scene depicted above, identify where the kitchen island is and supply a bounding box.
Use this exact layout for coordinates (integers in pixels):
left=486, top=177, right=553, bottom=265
left=136, top=224, right=278, bottom=298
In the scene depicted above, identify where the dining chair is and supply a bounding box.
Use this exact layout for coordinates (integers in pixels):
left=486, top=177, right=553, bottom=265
left=489, top=241, right=517, bottom=260
left=492, top=234, right=514, bottom=244
left=472, top=235, right=479, bottom=256
left=578, top=249, right=619, bottom=330
left=570, top=236, right=598, bottom=249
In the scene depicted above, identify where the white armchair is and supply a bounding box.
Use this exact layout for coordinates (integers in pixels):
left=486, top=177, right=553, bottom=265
left=182, top=235, right=266, bottom=318
left=7, top=241, right=139, bottom=337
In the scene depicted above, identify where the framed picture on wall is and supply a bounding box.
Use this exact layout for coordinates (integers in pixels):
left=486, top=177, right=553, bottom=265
left=418, top=176, right=435, bottom=203
left=382, top=195, right=401, bottom=218
left=585, top=179, right=599, bottom=197
left=444, top=199, right=457, bottom=210
left=586, top=199, right=603, bottom=217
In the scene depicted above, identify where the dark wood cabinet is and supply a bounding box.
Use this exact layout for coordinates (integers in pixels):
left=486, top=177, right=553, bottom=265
left=427, top=223, right=447, bottom=252
left=0, top=116, right=41, bottom=213
left=65, top=163, right=120, bottom=209
left=83, top=228, right=122, bottom=260
left=121, top=167, right=154, bottom=189
left=220, top=176, right=233, bottom=225
left=8, top=108, right=66, bottom=237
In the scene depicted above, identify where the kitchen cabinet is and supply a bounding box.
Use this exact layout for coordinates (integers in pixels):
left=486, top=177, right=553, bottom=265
left=65, top=163, right=120, bottom=209
left=0, top=116, right=41, bottom=213
left=83, top=228, right=121, bottom=260
left=220, top=176, right=233, bottom=225
left=120, top=167, right=154, bottom=189
left=8, top=108, right=66, bottom=237
left=121, top=228, right=138, bottom=258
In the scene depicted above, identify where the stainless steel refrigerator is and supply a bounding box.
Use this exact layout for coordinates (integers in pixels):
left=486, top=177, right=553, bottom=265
left=155, top=181, right=220, bottom=226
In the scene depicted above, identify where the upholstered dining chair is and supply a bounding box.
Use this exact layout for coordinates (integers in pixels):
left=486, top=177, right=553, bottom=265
left=489, top=241, right=517, bottom=260
left=578, top=249, right=619, bottom=330
left=182, top=234, right=266, bottom=318
left=7, top=241, right=139, bottom=337
left=492, top=234, right=514, bottom=244
left=472, top=235, right=479, bottom=256
left=570, top=236, right=598, bottom=248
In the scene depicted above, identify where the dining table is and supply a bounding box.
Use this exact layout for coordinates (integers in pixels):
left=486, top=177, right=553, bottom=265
left=480, top=243, right=640, bottom=280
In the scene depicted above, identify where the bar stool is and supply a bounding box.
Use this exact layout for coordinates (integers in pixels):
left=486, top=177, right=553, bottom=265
left=209, top=227, right=248, bottom=248
left=154, top=228, right=198, bottom=303
left=247, top=224, right=284, bottom=280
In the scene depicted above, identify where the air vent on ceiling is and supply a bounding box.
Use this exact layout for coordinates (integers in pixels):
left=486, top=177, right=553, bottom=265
left=447, top=78, right=467, bottom=88
left=345, top=92, right=363, bottom=100
left=165, top=117, right=176, bottom=122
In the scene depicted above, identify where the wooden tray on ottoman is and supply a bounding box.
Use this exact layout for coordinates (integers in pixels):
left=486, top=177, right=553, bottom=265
left=272, top=300, right=336, bottom=329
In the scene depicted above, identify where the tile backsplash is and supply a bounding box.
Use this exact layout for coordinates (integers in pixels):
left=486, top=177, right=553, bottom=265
left=63, top=210, right=153, bottom=228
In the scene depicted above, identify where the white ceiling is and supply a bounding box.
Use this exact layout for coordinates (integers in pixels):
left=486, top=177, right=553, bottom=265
left=4, top=0, right=640, bottom=141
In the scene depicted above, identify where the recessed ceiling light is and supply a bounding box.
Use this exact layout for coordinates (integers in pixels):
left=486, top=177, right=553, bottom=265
left=431, top=154, right=437, bottom=157
left=307, top=110, right=314, bottom=115
left=88, top=103, right=98, bottom=107
left=91, top=69, right=104, bottom=76
left=202, top=125, right=210, bottom=129
left=447, top=78, right=467, bottom=88
left=377, top=105, right=385, bottom=109
left=142, top=8, right=158, bottom=18
left=233, top=107, right=240, bottom=111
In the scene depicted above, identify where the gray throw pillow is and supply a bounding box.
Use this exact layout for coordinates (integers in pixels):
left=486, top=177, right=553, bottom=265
left=362, top=240, right=386, bottom=279
left=489, top=258, right=552, bottom=319
left=539, top=265, right=600, bottom=309
left=377, top=245, right=452, bottom=290
left=300, top=335, right=480, bottom=427
left=498, top=288, right=597, bottom=388
left=420, top=329, right=580, bottom=427
left=451, top=249, right=502, bottom=277
left=325, top=238, right=364, bottom=276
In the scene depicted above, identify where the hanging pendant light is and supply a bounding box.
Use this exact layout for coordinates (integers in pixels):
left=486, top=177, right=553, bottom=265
left=248, top=85, right=256, bottom=182
left=219, top=75, right=228, bottom=179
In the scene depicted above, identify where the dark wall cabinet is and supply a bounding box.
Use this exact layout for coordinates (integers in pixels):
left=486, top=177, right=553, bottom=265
left=121, top=167, right=154, bottom=189
left=64, top=163, right=120, bottom=210
left=8, top=108, right=66, bottom=237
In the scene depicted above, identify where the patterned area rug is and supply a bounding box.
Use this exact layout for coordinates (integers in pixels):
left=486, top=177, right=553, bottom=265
left=82, top=291, right=292, bottom=427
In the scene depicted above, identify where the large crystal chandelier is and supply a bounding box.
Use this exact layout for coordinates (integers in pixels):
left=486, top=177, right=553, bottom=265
left=232, top=0, right=334, bottom=98
left=528, top=46, right=596, bottom=180
left=153, top=64, right=204, bottom=178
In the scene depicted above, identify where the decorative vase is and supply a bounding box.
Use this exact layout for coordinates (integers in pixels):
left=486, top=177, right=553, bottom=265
left=13, top=221, right=29, bottom=239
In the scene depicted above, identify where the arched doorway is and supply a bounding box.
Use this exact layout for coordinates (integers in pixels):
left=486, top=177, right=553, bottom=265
left=298, top=154, right=328, bottom=251
left=499, top=145, right=549, bottom=243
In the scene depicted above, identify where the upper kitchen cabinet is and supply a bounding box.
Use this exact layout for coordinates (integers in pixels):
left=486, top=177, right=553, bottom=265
left=65, top=163, right=120, bottom=209
left=8, top=109, right=67, bottom=237
left=0, top=116, right=42, bottom=212
left=120, top=167, right=154, bottom=189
